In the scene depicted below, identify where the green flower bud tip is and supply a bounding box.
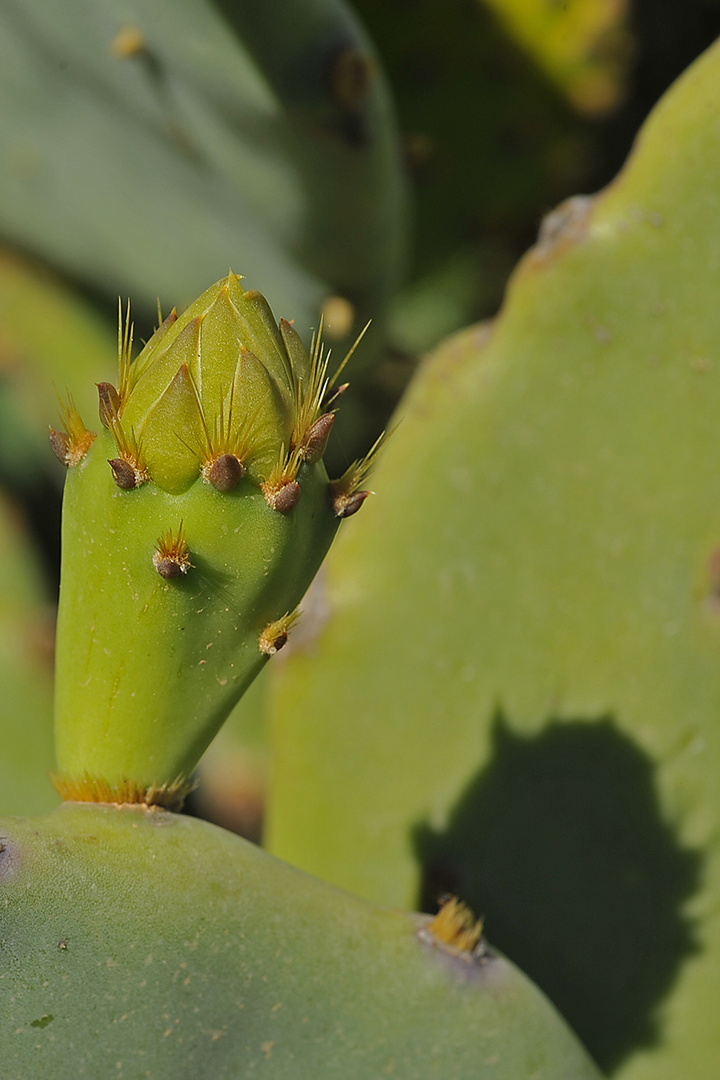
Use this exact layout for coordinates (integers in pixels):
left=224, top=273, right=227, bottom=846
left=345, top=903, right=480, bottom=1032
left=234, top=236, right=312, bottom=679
left=50, top=274, right=384, bottom=807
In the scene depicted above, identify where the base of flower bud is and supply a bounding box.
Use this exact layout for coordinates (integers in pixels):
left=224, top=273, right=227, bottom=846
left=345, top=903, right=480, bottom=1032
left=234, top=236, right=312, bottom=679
left=50, top=771, right=196, bottom=811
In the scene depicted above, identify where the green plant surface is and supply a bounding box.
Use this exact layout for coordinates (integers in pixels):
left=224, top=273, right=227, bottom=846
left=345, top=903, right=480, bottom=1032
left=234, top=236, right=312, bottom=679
left=0, top=0, right=405, bottom=357
left=0, top=492, right=56, bottom=816
left=53, top=275, right=345, bottom=799
left=0, top=802, right=602, bottom=1080
left=265, top=36, right=720, bottom=1079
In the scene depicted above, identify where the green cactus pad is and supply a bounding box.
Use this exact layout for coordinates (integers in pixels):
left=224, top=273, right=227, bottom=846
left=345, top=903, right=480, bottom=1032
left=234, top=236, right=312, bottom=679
left=265, top=36, right=720, bottom=1080
left=0, top=803, right=602, bottom=1080
left=53, top=276, right=349, bottom=801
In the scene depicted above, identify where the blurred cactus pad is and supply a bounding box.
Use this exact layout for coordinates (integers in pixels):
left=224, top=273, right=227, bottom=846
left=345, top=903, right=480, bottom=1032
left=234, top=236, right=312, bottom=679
left=52, top=274, right=369, bottom=804
left=0, top=0, right=406, bottom=358
left=265, top=35, right=720, bottom=1080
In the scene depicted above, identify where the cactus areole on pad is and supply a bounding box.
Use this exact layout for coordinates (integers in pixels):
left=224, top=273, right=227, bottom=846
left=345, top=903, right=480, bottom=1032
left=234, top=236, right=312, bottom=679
left=51, top=274, right=373, bottom=807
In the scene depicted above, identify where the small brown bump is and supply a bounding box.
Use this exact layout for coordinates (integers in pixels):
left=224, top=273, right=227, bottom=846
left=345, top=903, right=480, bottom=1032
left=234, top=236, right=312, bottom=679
left=333, top=489, right=369, bottom=518
left=97, top=382, right=121, bottom=428
left=203, top=453, right=245, bottom=492
left=270, top=631, right=288, bottom=652
left=49, top=429, right=71, bottom=465
left=154, top=556, right=185, bottom=580
left=302, top=413, right=335, bottom=464
left=266, top=480, right=301, bottom=514
left=108, top=457, right=138, bottom=489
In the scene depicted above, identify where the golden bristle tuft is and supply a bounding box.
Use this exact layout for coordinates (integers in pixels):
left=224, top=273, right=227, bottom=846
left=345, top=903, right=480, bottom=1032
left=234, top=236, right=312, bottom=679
left=51, top=772, right=196, bottom=811
left=261, top=445, right=304, bottom=511
left=50, top=393, right=96, bottom=467
left=153, top=522, right=192, bottom=579
left=258, top=609, right=301, bottom=655
left=290, top=319, right=370, bottom=461
left=117, top=298, right=135, bottom=406
left=328, top=428, right=390, bottom=517
left=196, top=369, right=260, bottom=490
left=426, top=896, right=484, bottom=954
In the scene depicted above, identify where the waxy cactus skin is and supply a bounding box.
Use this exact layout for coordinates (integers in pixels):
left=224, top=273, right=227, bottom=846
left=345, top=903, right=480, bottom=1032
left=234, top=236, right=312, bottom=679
left=53, top=275, right=352, bottom=804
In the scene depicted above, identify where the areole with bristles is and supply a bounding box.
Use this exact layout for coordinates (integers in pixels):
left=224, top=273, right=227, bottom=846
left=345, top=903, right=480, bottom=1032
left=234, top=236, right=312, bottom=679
left=50, top=274, right=385, bottom=806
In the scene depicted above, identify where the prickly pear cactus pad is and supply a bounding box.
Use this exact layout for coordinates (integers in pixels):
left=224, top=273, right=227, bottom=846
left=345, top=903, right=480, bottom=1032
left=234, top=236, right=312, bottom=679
left=0, top=803, right=602, bottom=1080
left=51, top=274, right=366, bottom=804
left=265, top=36, right=720, bottom=1080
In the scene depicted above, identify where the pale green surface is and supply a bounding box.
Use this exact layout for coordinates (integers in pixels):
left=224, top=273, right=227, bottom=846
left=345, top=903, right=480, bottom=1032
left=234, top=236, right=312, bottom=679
left=0, top=0, right=405, bottom=352
left=0, top=493, right=57, bottom=815
left=0, top=803, right=601, bottom=1079
left=266, top=38, right=720, bottom=1079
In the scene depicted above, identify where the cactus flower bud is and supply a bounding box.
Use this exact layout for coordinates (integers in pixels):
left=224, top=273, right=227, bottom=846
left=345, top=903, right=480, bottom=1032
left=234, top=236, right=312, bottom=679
left=52, top=274, right=377, bottom=807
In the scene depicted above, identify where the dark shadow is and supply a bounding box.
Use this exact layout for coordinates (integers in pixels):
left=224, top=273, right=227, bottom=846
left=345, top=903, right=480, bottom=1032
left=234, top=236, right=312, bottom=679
left=414, top=715, right=702, bottom=1074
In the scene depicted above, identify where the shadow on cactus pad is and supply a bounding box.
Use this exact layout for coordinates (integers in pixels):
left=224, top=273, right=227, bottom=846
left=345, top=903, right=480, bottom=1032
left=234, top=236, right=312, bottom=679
left=414, top=715, right=701, bottom=1074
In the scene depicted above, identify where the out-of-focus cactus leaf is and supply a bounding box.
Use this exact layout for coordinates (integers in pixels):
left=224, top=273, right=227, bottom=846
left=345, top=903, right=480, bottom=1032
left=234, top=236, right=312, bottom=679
left=266, top=38, right=720, bottom=1078
left=0, top=492, right=56, bottom=815
left=0, top=802, right=602, bottom=1080
left=0, top=0, right=406, bottom=361
left=194, top=667, right=270, bottom=842
left=480, top=0, right=631, bottom=114
left=0, top=251, right=115, bottom=482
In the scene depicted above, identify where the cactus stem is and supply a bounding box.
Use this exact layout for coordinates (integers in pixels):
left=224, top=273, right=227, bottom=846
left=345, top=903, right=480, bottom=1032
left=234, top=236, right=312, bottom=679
left=420, top=896, right=484, bottom=956
left=153, top=522, right=192, bottom=579
left=50, top=771, right=195, bottom=810
left=258, top=609, right=301, bottom=655
left=49, top=393, right=96, bottom=466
